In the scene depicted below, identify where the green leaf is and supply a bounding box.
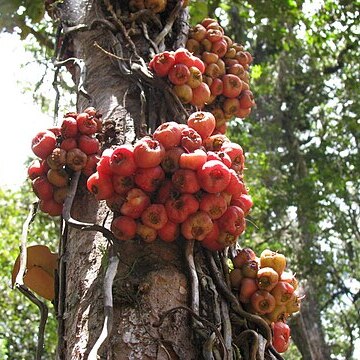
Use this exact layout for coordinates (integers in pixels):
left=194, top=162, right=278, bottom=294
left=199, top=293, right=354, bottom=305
left=24, top=0, right=45, bottom=23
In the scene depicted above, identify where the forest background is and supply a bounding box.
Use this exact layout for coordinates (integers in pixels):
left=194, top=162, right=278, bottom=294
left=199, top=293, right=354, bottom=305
left=0, top=0, right=359, bottom=359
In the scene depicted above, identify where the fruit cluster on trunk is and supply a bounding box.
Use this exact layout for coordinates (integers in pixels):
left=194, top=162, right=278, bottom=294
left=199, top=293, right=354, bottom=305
left=230, top=248, right=302, bottom=354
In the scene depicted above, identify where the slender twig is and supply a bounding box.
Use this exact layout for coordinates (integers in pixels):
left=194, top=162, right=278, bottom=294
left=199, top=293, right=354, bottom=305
left=57, top=171, right=118, bottom=358
left=159, top=343, right=172, bottom=360
left=58, top=171, right=121, bottom=358
left=15, top=202, right=38, bottom=286
left=62, top=23, right=89, bottom=34
left=62, top=172, right=91, bottom=226
left=161, top=84, right=189, bottom=120
left=76, top=59, right=91, bottom=102
left=88, top=247, right=119, bottom=359
left=53, top=24, right=65, bottom=62
left=245, top=217, right=259, bottom=230
left=90, top=18, right=118, bottom=32
left=17, top=285, right=48, bottom=360
left=95, top=36, right=132, bottom=77
left=137, top=82, right=148, bottom=136
left=52, top=67, right=61, bottom=124
left=93, top=42, right=130, bottom=62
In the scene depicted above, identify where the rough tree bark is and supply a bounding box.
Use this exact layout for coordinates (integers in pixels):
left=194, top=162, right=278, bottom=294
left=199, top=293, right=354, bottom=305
left=57, top=1, right=196, bottom=358
left=54, top=1, right=276, bottom=359
left=289, top=280, right=331, bottom=360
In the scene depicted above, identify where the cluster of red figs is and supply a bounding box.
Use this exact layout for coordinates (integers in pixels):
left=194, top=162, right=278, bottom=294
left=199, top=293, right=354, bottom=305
left=230, top=248, right=303, bottom=353
left=86, top=111, right=253, bottom=249
left=187, top=18, right=256, bottom=130
left=149, top=48, right=209, bottom=108
left=28, top=107, right=102, bottom=216
left=149, top=18, right=255, bottom=134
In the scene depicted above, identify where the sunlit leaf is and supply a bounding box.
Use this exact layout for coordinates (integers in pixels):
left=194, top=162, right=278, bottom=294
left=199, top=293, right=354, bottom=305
left=11, top=245, right=58, bottom=300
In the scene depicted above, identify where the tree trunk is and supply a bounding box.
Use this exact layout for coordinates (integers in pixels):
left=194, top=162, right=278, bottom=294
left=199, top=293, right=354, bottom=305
left=290, top=156, right=331, bottom=360
left=289, top=280, right=331, bottom=360
left=56, top=1, right=197, bottom=359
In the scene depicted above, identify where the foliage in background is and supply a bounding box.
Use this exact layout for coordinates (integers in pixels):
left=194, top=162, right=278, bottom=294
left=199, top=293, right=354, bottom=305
left=0, top=0, right=76, bottom=117
left=0, top=184, right=59, bottom=359
left=220, top=1, right=359, bottom=358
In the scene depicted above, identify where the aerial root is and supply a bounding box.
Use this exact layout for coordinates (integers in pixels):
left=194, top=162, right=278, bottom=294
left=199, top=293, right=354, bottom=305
left=154, top=305, right=229, bottom=360
left=233, top=329, right=259, bottom=360
left=88, top=247, right=119, bottom=360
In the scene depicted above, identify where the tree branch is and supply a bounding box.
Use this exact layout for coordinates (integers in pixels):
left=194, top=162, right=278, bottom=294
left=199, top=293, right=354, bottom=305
left=323, top=42, right=357, bottom=75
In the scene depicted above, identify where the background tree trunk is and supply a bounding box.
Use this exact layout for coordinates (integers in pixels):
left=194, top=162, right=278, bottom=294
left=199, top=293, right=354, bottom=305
left=276, top=55, right=332, bottom=360
left=290, top=280, right=331, bottom=360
